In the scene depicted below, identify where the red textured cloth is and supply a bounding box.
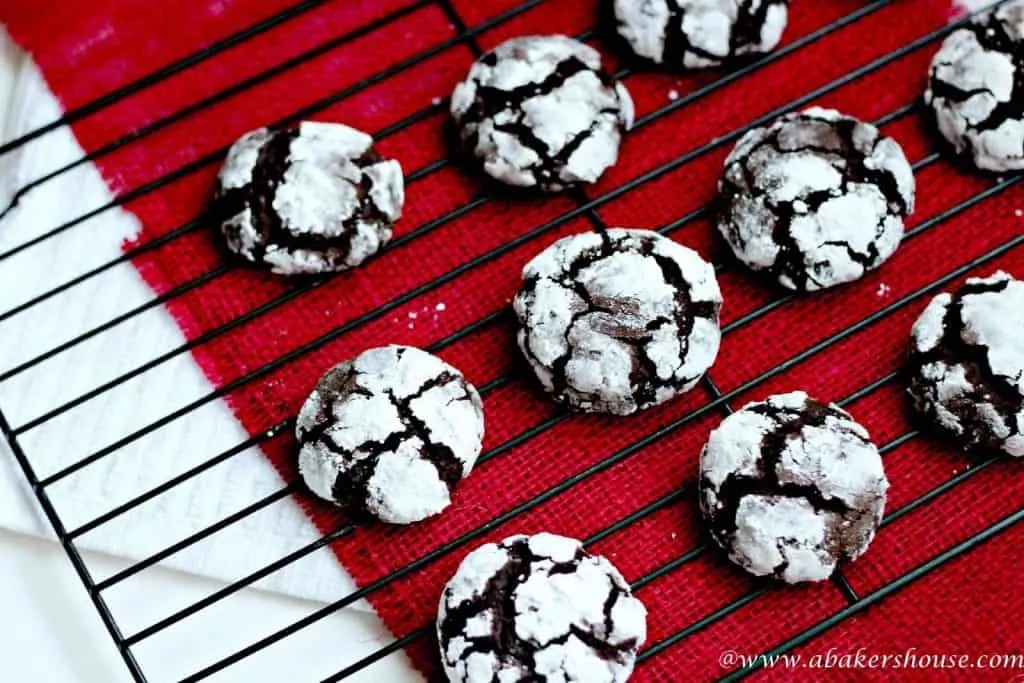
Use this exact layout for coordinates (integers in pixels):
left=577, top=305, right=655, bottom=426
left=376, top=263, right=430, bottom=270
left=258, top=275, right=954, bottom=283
left=4, top=1, right=1024, bottom=680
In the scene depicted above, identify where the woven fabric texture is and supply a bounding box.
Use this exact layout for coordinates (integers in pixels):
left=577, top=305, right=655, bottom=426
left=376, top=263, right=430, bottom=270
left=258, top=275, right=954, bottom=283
left=3, top=0, right=1024, bottom=680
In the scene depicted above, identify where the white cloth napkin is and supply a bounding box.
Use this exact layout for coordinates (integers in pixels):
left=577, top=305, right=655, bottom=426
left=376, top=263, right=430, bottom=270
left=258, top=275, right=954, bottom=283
left=0, top=28, right=360, bottom=607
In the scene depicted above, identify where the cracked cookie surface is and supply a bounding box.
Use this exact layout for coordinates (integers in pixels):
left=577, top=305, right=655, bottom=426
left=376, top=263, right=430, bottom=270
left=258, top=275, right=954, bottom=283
left=513, top=228, right=722, bottom=416
left=717, top=107, right=915, bottom=291
left=296, top=345, right=484, bottom=524
left=437, top=533, right=647, bottom=683
left=908, top=271, right=1024, bottom=458
left=924, top=0, right=1024, bottom=172
left=214, top=121, right=403, bottom=275
left=699, top=391, right=888, bottom=583
left=450, top=35, right=633, bottom=192
left=613, top=0, right=789, bottom=69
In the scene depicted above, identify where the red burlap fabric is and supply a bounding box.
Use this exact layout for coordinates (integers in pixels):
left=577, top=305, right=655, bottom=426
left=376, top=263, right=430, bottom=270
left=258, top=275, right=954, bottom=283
left=4, top=1, right=1024, bottom=680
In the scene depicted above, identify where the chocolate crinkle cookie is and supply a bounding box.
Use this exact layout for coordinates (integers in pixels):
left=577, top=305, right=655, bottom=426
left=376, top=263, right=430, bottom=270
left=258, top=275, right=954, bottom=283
left=437, top=533, right=647, bottom=683
left=717, top=107, right=916, bottom=291
left=513, top=228, right=722, bottom=416
left=699, top=391, right=889, bottom=584
left=213, top=121, right=403, bottom=275
left=296, top=345, right=484, bottom=524
left=612, top=0, right=789, bottom=69
left=924, top=0, right=1024, bottom=172
left=450, top=35, right=634, bottom=192
left=908, top=271, right=1024, bottom=458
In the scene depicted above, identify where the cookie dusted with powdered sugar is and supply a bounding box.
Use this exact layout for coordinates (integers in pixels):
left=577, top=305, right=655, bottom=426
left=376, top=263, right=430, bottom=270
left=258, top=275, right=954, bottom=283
left=513, top=228, right=722, bottom=416
left=612, top=0, right=789, bottom=69
left=450, top=35, right=634, bottom=192
left=437, top=533, right=647, bottom=683
left=924, top=0, right=1024, bottom=172
left=214, top=121, right=403, bottom=275
left=699, top=391, right=889, bottom=584
left=908, top=272, right=1024, bottom=458
left=717, top=107, right=915, bottom=291
left=296, top=346, right=484, bottom=524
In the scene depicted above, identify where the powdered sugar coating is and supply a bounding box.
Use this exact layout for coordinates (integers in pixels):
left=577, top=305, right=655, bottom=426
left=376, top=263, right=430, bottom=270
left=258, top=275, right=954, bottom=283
left=699, top=391, right=888, bottom=583
left=717, top=107, right=915, bottom=291
left=450, top=35, right=633, bottom=192
left=437, top=533, right=647, bottom=683
left=924, top=0, right=1024, bottom=172
left=513, top=228, right=722, bottom=415
left=908, top=271, right=1024, bottom=457
left=296, top=345, right=484, bottom=524
left=613, top=0, right=789, bottom=69
left=215, top=121, right=403, bottom=275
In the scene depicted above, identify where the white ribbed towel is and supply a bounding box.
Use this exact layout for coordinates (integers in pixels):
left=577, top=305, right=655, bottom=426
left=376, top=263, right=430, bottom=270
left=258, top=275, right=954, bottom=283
left=0, top=28, right=361, bottom=608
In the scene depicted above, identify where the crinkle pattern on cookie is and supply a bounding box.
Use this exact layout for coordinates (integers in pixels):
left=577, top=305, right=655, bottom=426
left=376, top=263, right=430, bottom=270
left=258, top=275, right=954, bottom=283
left=513, top=228, right=722, bottom=415
left=437, top=533, right=647, bottom=683
left=699, top=391, right=888, bottom=584
left=450, top=35, right=633, bottom=192
left=924, top=0, right=1024, bottom=172
left=908, top=271, right=1024, bottom=458
left=613, top=0, right=789, bottom=69
left=214, top=121, right=403, bottom=275
left=717, top=107, right=915, bottom=291
left=296, top=345, right=484, bottom=524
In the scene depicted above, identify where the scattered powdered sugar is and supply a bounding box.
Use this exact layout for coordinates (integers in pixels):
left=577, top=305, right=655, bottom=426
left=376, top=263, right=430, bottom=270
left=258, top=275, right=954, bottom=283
left=876, top=283, right=891, bottom=297
left=668, top=89, right=680, bottom=101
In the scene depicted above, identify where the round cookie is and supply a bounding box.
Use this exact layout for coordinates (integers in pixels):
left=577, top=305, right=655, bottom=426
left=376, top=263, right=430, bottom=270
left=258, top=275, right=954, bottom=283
left=717, top=107, right=916, bottom=291
left=450, top=35, right=634, bottom=192
left=908, top=271, right=1024, bottom=458
left=214, top=121, right=403, bottom=275
left=924, top=0, right=1024, bottom=172
left=699, top=391, right=889, bottom=584
left=512, top=228, right=723, bottom=416
left=296, top=345, right=484, bottom=524
left=612, top=0, right=789, bottom=69
left=437, top=533, right=647, bottom=683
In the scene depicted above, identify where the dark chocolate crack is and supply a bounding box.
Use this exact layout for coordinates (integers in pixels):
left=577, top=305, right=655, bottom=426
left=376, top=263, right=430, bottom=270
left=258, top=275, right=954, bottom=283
left=661, top=0, right=725, bottom=66
left=297, top=356, right=477, bottom=522
left=701, top=395, right=883, bottom=579
left=464, top=57, right=591, bottom=124
left=718, top=111, right=910, bottom=290
left=929, top=11, right=1024, bottom=140
left=908, top=276, right=1024, bottom=454
left=730, top=0, right=788, bottom=57
left=438, top=538, right=638, bottom=681
left=619, top=0, right=789, bottom=67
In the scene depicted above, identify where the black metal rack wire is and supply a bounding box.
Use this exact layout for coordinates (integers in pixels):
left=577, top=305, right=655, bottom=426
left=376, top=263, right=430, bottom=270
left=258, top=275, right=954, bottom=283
left=1, top=0, right=1022, bottom=680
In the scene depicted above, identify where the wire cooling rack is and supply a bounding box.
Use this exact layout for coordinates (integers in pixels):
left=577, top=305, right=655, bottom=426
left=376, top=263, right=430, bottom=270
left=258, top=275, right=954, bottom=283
left=2, top=0, right=1023, bottom=680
